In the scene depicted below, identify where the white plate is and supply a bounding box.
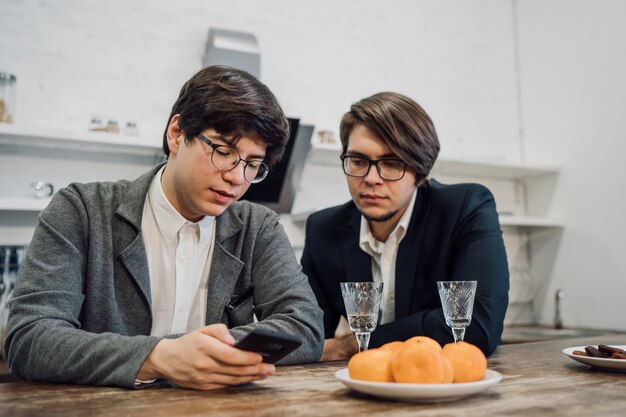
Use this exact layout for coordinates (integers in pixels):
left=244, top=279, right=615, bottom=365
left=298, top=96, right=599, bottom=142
left=563, top=345, right=626, bottom=372
left=335, top=368, right=502, bottom=402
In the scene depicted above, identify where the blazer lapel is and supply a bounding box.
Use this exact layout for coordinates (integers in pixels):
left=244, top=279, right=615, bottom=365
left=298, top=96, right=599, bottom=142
left=395, top=183, right=431, bottom=318
left=115, top=165, right=163, bottom=309
left=118, top=236, right=151, bottom=307
left=205, top=208, right=244, bottom=325
left=339, top=209, right=373, bottom=283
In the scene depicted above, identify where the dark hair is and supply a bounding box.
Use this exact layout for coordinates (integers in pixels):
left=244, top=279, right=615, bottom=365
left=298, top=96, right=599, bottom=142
left=162, top=65, right=290, bottom=167
left=339, top=92, right=440, bottom=180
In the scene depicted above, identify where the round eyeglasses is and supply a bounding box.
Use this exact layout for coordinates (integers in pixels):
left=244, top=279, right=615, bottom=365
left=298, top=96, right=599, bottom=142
left=340, top=155, right=407, bottom=181
left=197, top=134, right=269, bottom=184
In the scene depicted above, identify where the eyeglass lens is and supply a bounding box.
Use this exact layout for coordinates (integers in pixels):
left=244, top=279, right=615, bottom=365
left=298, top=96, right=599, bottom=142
left=211, top=144, right=268, bottom=183
left=342, top=156, right=406, bottom=180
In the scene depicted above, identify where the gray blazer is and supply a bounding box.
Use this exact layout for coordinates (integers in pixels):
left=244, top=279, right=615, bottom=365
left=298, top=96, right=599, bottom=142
left=4, top=165, right=324, bottom=388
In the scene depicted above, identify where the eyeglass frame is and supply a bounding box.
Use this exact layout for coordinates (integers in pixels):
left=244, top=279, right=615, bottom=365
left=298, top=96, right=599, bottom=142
left=340, top=154, right=408, bottom=181
left=196, top=133, right=269, bottom=184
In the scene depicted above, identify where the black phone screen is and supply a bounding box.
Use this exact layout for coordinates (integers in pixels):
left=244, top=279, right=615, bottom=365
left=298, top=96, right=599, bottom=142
left=234, top=328, right=302, bottom=363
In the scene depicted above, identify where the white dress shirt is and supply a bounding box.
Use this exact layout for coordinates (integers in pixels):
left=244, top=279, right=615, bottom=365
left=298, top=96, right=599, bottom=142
left=141, top=166, right=216, bottom=336
left=359, top=188, right=417, bottom=324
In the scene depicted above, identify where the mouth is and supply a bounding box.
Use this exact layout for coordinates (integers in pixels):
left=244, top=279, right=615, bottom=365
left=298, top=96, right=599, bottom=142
left=360, top=193, right=386, bottom=203
left=211, top=188, right=236, bottom=202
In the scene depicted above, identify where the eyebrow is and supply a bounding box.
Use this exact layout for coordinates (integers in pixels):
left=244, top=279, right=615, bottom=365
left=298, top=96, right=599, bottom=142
left=345, top=150, right=400, bottom=159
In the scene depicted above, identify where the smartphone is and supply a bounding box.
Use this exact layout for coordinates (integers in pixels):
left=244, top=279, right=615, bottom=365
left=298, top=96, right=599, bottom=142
left=234, top=328, right=302, bottom=363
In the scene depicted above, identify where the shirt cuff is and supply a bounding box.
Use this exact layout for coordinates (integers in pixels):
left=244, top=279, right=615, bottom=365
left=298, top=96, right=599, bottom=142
left=134, top=378, right=157, bottom=386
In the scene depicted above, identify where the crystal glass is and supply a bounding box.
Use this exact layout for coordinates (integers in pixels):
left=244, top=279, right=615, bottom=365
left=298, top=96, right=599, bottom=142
left=437, top=280, right=477, bottom=343
left=340, top=281, right=384, bottom=352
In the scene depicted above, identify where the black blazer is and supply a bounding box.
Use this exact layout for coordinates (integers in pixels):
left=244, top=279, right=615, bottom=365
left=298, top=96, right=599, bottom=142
left=301, top=179, right=509, bottom=356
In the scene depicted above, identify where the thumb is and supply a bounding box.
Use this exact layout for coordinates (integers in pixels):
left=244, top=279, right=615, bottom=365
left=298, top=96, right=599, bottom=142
left=199, top=323, right=236, bottom=345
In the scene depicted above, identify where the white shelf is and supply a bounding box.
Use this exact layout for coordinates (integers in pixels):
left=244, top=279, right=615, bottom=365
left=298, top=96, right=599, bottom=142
left=307, top=142, right=563, bottom=230
left=307, top=143, right=559, bottom=180
left=0, top=197, right=51, bottom=211
left=0, top=199, right=564, bottom=228
left=0, top=226, right=36, bottom=246
left=499, top=216, right=564, bottom=228
left=0, top=123, right=162, bottom=157
left=307, top=142, right=342, bottom=165
left=431, top=159, right=559, bottom=180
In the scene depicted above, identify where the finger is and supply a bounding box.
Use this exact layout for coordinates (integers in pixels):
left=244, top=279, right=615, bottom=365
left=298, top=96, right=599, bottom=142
left=198, top=334, right=264, bottom=366
left=199, top=324, right=236, bottom=345
left=210, top=361, right=276, bottom=378
left=202, top=373, right=267, bottom=387
left=181, top=373, right=266, bottom=391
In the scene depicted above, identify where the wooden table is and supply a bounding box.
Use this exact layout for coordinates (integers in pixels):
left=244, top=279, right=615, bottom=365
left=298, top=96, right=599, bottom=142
left=1, top=334, right=625, bottom=417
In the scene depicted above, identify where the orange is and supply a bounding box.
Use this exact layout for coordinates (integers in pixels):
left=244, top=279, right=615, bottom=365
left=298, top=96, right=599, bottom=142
left=441, top=341, right=487, bottom=383
left=348, top=349, right=395, bottom=382
left=441, top=354, right=454, bottom=384
left=379, top=341, right=405, bottom=353
left=391, top=343, right=449, bottom=384
left=405, top=336, right=442, bottom=350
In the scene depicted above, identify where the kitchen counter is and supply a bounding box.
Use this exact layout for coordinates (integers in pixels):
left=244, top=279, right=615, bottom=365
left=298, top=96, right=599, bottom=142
left=0, top=334, right=625, bottom=416
left=501, top=325, right=616, bottom=344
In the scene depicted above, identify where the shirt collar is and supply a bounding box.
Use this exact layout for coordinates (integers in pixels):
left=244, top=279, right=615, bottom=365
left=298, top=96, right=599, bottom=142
left=148, top=165, right=215, bottom=249
left=359, top=187, right=418, bottom=254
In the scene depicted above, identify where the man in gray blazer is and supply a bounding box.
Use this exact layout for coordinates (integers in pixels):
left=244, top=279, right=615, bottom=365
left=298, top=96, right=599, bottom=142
left=4, top=66, right=324, bottom=390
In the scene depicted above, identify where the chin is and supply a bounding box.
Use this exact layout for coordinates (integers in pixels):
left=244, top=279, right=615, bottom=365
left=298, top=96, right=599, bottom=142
left=189, top=202, right=229, bottom=219
left=360, top=207, right=397, bottom=223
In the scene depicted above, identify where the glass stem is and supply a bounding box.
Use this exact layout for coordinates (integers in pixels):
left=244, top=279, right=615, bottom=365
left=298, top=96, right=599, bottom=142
left=355, top=332, right=371, bottom=352
left=452, top=327, right=466, bottom=343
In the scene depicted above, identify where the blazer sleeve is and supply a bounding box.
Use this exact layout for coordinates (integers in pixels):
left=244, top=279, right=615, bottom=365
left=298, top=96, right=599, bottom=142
left=301, top=215, right=342, bottom=338
left=3, top=187, right=160, bottom=388
left=370, top=184, right=509, bottom=356
left=226, top=210, right=325, bottom=364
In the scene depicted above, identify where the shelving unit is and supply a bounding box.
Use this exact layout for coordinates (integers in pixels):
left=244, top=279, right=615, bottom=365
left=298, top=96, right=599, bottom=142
left=0, top=198, right=51, bottom=212
left=0, top=124, right=164, bottom=245
left=431, top=159, right=559, bottom=180
left=307, top=142, right=563, bottom=229
left=0, top=123, right=162, bottom=157
left=308, top=142, right=559, bottom=178
left=499, top=216, right=563, bottom=228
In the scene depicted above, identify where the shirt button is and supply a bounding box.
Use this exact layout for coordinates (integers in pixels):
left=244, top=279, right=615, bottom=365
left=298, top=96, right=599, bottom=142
left=178, top=307, right=184, bottom=313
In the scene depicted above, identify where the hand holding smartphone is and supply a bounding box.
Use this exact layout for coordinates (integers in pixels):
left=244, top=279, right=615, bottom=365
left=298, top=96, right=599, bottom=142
left=234, top=328, right=302, bottom=363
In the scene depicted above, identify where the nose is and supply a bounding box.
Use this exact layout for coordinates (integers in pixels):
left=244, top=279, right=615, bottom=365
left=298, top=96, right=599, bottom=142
left=221, top=161, right=247, bottom=185
left=363, top=163, right=384, bottom=185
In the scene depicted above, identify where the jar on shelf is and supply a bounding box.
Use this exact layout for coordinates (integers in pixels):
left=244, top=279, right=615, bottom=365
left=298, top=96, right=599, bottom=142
left=124, top=121, right=139, bottom=136
left=0, top=72, right=16, bottom=123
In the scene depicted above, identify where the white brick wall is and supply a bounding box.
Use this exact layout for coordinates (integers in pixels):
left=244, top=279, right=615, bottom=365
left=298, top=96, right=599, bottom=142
left=1, top=0, right=546, bottom=326
left=0, top=0, right=521, bottom=161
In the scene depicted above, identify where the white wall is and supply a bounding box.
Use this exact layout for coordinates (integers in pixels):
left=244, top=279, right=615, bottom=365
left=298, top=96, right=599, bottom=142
left=0, top=0, right=524, bottom=257
left=7, top=0, right=614, bottom=330
left=0, top=0, right=521, bottom=161
left=517, top=0, right=626, bottom=330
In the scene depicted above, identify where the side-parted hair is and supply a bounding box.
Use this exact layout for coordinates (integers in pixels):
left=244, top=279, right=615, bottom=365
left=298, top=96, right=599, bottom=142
left=339, top=92, right=440, bottom=181
left=162, top=65, right=290, bottom=167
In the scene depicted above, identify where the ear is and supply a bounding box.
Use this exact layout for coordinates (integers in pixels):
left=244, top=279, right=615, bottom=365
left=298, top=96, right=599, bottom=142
left=166, top=114, right=185, bottom=156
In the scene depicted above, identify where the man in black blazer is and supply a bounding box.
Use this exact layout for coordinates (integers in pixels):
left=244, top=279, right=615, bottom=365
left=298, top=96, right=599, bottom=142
left=301, top=92, right=509, bottom=360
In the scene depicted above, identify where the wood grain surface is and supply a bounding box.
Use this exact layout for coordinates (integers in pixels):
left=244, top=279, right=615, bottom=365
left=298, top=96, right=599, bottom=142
left=1, top=334, right=625, bottom=417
